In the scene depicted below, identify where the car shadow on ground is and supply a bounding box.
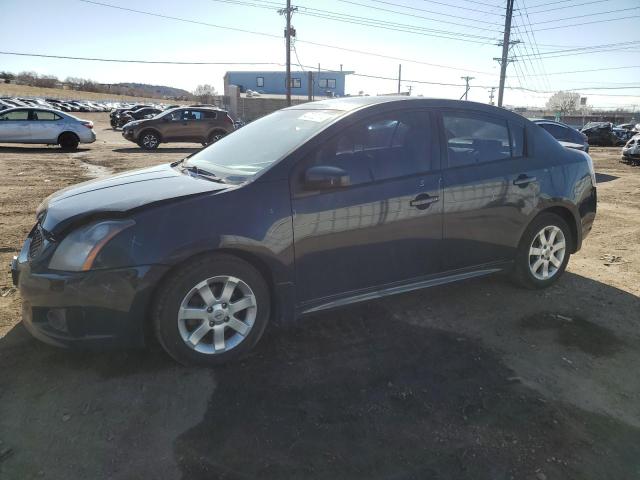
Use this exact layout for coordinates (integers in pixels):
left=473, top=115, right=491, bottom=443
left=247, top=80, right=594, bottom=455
left=595, top=172, right=619, bottom=183
left=112, top=147, right=201, bottom=154
left=1, top=272, right=639, bottom=479
left=0, top=146, right=91, bottom=154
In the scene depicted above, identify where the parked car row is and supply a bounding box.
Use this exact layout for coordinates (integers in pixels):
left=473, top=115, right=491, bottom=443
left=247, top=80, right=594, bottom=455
left=581, top=121, right=638, bottom=147
left=0, top=97, right=114, bottom=113
left=0, top=104, right=235, bottom=151
left=531, top=118, right=640, bottom=152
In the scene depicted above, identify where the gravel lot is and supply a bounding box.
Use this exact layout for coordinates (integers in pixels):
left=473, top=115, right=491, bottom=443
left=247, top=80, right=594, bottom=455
left=1, top=113, right=639, bottom=479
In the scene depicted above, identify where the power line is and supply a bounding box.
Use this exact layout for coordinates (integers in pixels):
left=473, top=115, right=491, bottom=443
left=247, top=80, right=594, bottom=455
left=515, top=0, right=552, bottom=91
left=0, top=51, right=283, bottom=65
left=534, top=14, right=640, bottom=31
left=211, top=0, right=500, bottom=42
left=515, top=46, right=639, bottom=60
left=78, top=0, right=495, bottom=74
left=529, top=65, right=640, bottom=76
left=366, top=0, right=502, bottom=26
left=289, top=8, right=500, bottom=44
left=527, top=7, right=638, bottom=26
left=519, top=41, right=640, bottom=57
left=526, top=0, right=610, bottom=14
left=334, top=0, right=500, bottom=31
left=416, top=0, right=503, bottom=16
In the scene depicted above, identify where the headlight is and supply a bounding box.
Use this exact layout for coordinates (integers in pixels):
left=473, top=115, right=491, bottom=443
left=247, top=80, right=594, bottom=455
left=49, top=220, right=135, bottom=271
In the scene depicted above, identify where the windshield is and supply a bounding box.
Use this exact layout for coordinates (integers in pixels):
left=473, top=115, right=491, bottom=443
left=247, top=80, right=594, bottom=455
left=184, top=109, right=345, bottom=178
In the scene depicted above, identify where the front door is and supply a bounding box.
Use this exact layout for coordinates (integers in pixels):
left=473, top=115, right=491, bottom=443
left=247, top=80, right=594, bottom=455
left=291, top=110, right=443, bottom=307
left=0, top=109, right=31, bottom=141
left=164, top=109, right=207, bottom=142
left=439, top=110, right=540, bottom=270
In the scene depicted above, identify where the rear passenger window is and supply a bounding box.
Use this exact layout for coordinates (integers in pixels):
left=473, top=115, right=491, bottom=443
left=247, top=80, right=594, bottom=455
left=443, top=113, right=511, bottom=167
left=203, top=111, right=217, bottom=119
left=32, top=111, right=59, bottom=121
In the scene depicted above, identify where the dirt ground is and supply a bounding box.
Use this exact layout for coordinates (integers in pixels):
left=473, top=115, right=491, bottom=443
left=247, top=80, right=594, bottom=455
left=1, top=114, right=639, bottom=480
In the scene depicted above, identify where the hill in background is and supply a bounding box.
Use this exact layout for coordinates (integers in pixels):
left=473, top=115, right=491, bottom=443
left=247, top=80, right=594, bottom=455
left=113, top=83, right=192, bottom=99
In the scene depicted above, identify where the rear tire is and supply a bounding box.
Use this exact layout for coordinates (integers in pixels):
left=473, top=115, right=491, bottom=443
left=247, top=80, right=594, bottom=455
left=59, top=132, right=79, bottom=151
left=511, top=212, right=572, bottom=289
left=153, top=254, right=271, bottom=366
left=204, top=131, right=226, bottom=146
left=138, top=130, right=160, bottom=150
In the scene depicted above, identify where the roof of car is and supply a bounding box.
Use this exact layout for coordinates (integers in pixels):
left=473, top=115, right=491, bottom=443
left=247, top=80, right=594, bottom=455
left=0, top=106, right=61, bottom=112
left=285, top=96, right=528, bottom=121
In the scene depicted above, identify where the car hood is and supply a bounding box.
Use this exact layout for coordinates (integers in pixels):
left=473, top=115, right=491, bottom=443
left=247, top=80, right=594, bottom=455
left=39, top=163, right=231, bottom=235
left=122, top=119, right=143, bottom=128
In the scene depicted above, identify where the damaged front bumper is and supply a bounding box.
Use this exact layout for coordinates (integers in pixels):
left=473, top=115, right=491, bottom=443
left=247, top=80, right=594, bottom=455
left=12, top=255, right=169, bottom=349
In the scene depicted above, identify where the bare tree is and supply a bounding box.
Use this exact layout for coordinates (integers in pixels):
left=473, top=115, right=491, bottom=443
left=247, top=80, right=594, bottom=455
left=546, top=91, right=581, bottom=115
left=193, top=84, right=218, bottom=104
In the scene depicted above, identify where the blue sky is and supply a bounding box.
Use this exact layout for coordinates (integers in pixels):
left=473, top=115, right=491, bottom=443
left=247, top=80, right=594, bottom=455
left=1, top=0, right=639, bottom=108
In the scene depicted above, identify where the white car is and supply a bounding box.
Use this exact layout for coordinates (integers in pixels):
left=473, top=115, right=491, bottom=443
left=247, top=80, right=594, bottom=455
left=0, top=107, right=96, bottom=150
left=622, top=133, right=640, bottom=165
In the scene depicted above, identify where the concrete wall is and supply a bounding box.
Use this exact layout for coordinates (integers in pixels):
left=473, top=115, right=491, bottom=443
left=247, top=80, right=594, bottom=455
left=233, top=94, right=308, bottom=122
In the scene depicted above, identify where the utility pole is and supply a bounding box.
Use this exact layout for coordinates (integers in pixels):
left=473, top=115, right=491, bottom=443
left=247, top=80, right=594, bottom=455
left=397, top=64, right=402, bottom=94
left=279, top=0, right=297, bottom=106
left=408, top=85, right=413, bottom=96
left=496, top=0, right=515, bottom=107
left=489, top=87, right=496, bottom=105
left=460, top=76, right=474, bottom=101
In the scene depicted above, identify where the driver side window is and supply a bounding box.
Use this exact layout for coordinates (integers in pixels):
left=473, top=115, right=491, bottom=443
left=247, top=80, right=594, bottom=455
left=302, top=111, right=433, bottom=188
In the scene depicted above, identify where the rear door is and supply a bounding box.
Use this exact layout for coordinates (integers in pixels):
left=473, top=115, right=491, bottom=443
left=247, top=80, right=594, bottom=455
left=291, top=109, right=443, bottom=306
left=0, top=109, right=31, bottom=141
left=29, top=110, right=63, bottom=142
left=439, top=110, right=539, bottom=271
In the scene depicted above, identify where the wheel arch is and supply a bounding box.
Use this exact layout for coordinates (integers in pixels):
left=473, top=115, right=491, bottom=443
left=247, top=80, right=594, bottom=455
left=138, top=127, right=163, bottom=143
left=143, top=248, right=281, bottom=343
left=57, top=131, right=79, bottom=144
left=531, top=205, right=579, bottom=253
left=207, top=128, right=228, bottom=140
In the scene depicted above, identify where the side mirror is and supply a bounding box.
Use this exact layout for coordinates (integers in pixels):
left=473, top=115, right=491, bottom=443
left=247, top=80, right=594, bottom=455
left=303, top=165, right=350, bottom=190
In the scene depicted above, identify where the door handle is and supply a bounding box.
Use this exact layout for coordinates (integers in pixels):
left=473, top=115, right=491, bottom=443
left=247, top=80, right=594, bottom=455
left=410, top=193, right=439, bottom=210
left=513, top=174, right=537, bottom=186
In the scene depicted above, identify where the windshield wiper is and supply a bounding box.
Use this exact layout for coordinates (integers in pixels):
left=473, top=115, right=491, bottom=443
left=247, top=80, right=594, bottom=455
left=181, top=165, right=226, bottom=183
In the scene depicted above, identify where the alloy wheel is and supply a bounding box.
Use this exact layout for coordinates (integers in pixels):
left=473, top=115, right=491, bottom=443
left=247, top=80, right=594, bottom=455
left=177, top=276, right=257, bottom=354
left=142, top=134, right=158, bottom=149
left=528, top=225, right=566, bottom=280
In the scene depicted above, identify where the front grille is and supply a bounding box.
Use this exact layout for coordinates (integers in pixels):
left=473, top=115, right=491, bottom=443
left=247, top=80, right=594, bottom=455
left=28, top=226, right=45, bottom=260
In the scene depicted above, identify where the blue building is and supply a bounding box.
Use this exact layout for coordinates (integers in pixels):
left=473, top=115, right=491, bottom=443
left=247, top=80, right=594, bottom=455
left=224, top=70, right=353, bottom=98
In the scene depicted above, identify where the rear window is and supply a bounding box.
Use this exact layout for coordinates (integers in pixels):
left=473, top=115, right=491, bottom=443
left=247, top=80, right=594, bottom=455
left=443, top=113, right=511, bottom=167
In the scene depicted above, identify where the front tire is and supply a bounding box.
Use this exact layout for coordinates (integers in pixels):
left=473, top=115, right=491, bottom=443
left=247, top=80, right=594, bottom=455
left=153, top=254, right=271, bottom=366
left=138, top=130, right=160, bottom=150
left=511, top=212, right=572, bottom=289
